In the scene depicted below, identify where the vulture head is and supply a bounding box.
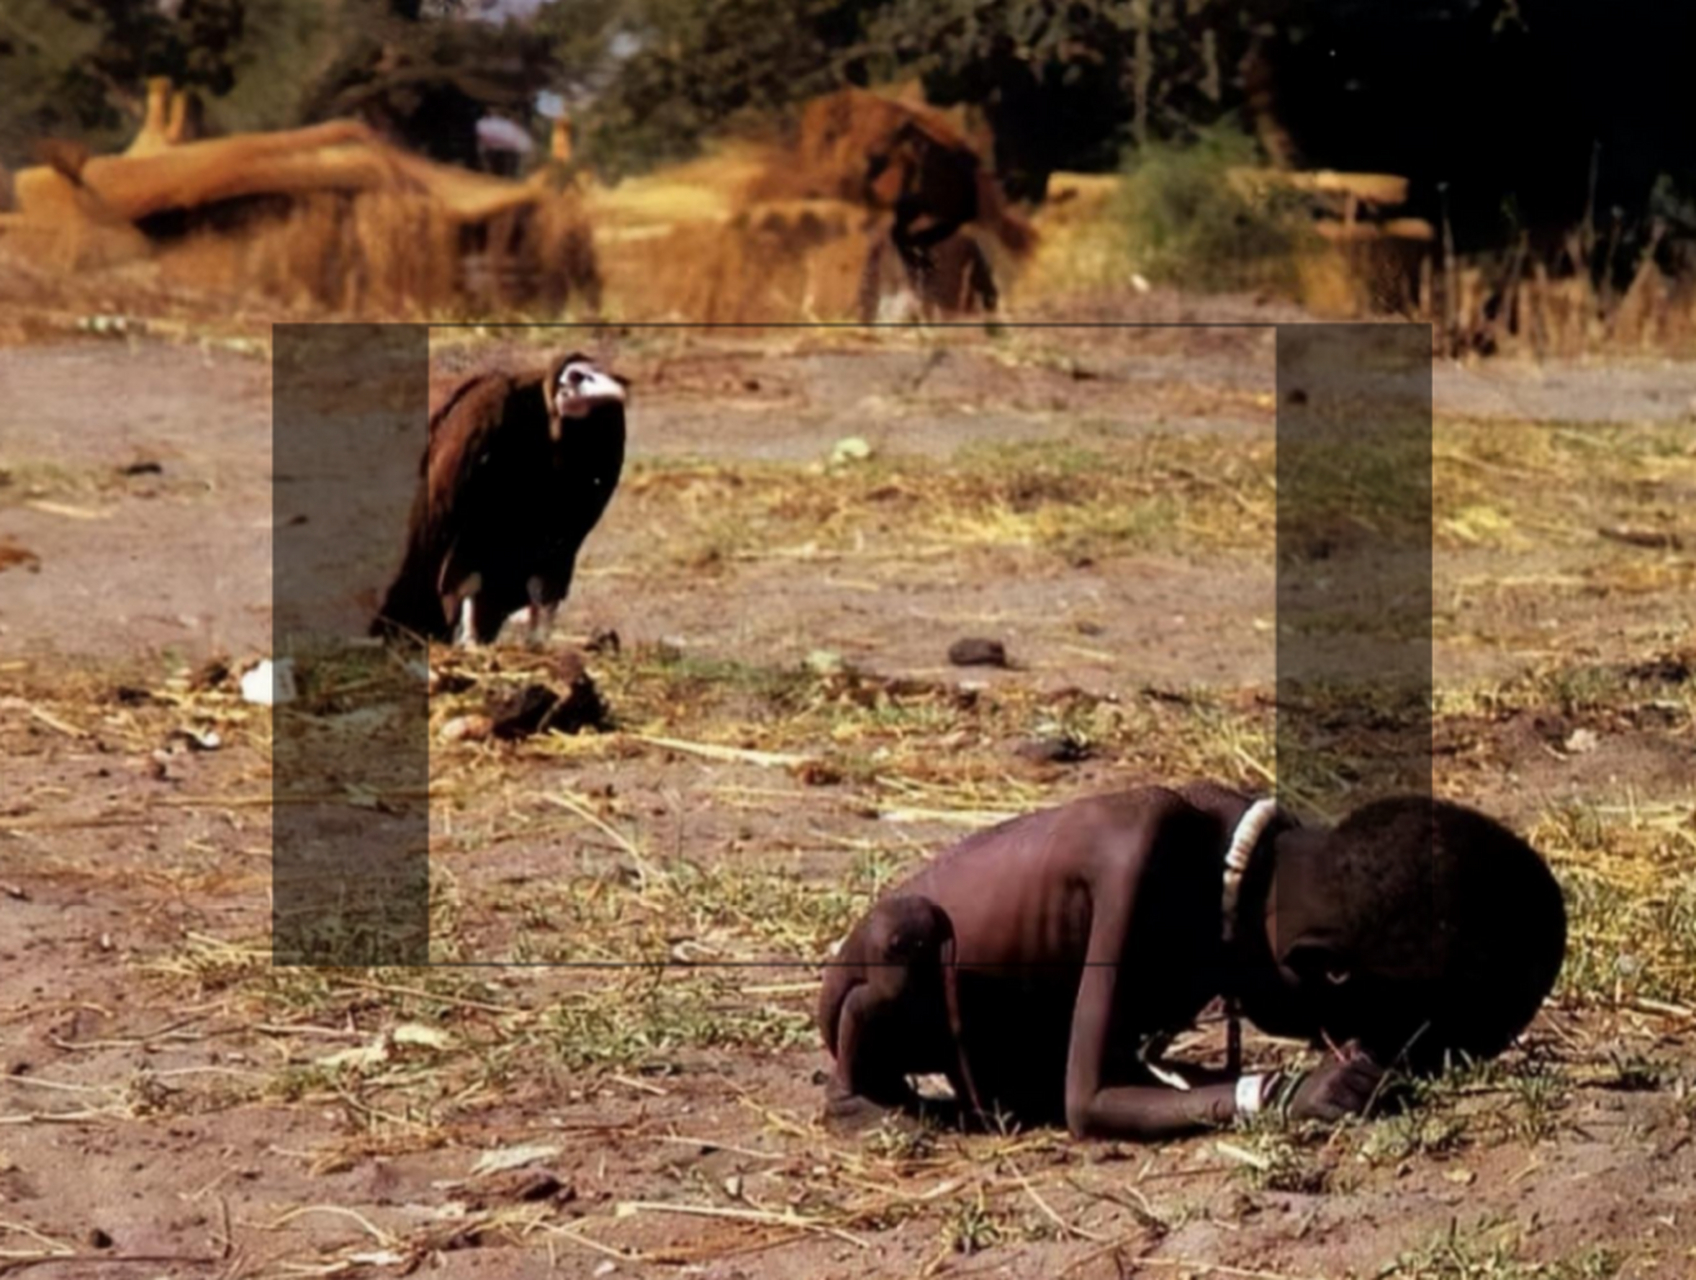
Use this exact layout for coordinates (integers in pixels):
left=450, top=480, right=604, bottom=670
left=549, top=353, right=627, bottom=441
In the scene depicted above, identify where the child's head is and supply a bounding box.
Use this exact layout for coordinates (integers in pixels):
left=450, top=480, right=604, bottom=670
left=1274, top=796, right=1566, bottom=1072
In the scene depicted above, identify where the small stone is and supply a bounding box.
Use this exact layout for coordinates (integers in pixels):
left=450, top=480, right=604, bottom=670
left=439, top=714, right=493, bottom=744
left=791, top=759, right=843, bottom=786
left=1015, top=737, right=1090, bottom=765
left=88, top=1228, right=114, bottom=1250
left=947, top=638, right=1009, bottom=668
left=364, top=1160, right=402, bottom=1204
left=479, top=1167, right=567, bottom=1203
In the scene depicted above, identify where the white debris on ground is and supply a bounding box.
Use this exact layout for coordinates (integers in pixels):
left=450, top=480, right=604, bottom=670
left=239, top=657, right=296, bottom=706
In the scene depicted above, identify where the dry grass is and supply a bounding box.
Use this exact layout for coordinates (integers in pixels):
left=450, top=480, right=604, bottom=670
left=593, top=199, right=874, bottom=323
left=1019, top=168, right=1696, bottom=358
left=1383, top=1220, right=1620, bottom=1280
left=1439, top=243, right=1696, bottom=360
left=2, top=331, right=1693, bottom=1274
left=614, top=434, right=1276, bottom=575
left=1534, top=800, right=1696, bottom=1009
left=147, top=188, right=600, bottom=319
left=1434, top=418, right=1696, bottom=553
left=1017, top=174, right=1139, bottom=299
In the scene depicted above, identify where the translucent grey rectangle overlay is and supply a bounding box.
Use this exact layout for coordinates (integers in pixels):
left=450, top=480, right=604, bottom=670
left=273, top=324, right=430, bottom=966
left=1276, top=325, right=1433, bottom=813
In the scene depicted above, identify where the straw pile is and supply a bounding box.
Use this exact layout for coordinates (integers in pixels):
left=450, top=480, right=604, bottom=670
left=1, top=112, right=599, bottom=318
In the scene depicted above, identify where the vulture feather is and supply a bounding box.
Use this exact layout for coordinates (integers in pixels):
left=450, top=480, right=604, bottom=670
left=372, top=352, right=626, bottom=647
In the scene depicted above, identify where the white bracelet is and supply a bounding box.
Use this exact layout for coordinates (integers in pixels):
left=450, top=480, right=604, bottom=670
left=1235, top=1073, right=1267, bottom=1117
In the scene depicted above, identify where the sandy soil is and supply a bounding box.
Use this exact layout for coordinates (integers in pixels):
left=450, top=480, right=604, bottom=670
left=1, top=325, right=1693, bottom=1279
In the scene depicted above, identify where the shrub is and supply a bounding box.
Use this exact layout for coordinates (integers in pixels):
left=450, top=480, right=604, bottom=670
left=1116, top=125, right=1314, bottom=294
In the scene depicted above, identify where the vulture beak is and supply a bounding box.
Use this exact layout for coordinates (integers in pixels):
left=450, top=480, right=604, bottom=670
left=552, top=357, right=626, bottom=439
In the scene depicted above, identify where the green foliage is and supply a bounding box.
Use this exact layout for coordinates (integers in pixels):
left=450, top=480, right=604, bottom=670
left=1115, top=124, right=1312, bottom=291
left=0, top=0, right=547, bottom=167
left=0, top=0, right=1286, bottom=196
left=547, top=971, right=813, bottom=1073
left=204, top=1, right=341, bottom=135
left=1386, top=1218, right=1620, bottom=1280
left=0, top=1, right=135, bottom=157
left=528, top=0, right=625, bottom=100
left=0, top=0, right=258, bottom=158
left=571, top=0, right=877, bottom=181
left=567, top=0, right=1279, bottom=188
left=864, top=0, right=1272, bottom=200
left=0, top=0, right=356, bottom=160
left=300, top=5, right=555, bottom=166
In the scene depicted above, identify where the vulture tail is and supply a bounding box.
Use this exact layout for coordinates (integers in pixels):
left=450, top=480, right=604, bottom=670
left=370, top=560, right=449, bottom=644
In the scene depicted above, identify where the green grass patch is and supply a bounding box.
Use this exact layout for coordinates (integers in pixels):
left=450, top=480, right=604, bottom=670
left=1115, top=126, right=1315, bottom=294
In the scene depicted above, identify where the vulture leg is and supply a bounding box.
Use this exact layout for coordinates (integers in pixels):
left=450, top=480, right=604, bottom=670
left=443, top=569, right=483, bottom=649
left=524, top=606, right=556, bottom=650
left=525, top=605, right=557, bottom=651
left=454, top=594, right=481, bottom=649
left=524, top=576, right=561, bottom=650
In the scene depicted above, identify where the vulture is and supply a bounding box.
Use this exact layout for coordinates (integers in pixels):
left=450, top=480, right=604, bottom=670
left=371, top=352, right=627, bottom=647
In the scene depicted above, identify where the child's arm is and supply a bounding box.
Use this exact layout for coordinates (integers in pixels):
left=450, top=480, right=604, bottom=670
left=824, top=984, right=918, bottom=1113
left=1058, top=808, right=1207, bottom=1138
left=1064, top=1051, right=1387, bottom=1140
left=1058, top=801, right=1385, bottom=1139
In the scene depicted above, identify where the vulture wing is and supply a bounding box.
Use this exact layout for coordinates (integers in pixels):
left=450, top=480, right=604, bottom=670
left=420, top=372, right=529, bottom=604
left=371, top=371, right=521, bottom=641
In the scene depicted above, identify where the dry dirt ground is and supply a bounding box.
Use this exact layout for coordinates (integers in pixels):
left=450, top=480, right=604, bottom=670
left=1, top=321, right=1694, bottom=1279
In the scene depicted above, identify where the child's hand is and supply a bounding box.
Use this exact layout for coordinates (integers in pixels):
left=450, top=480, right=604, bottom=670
left=1285, top=1044, right=1386, bottom=1122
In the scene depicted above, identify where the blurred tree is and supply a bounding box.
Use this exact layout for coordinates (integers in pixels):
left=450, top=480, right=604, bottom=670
left=6, top=0, right=1687, bottom=270
left=205, top=2, right=339, bottom=135
left=299, top=1, right=556, bottom=168
left=1, top=2, right=222, bottom=156
left=563, top=0, right=1273, bottom=195
left=527, top=0, right=629, bottom=109
left=565, top=0, right=886, bottom=180
left=0, top=3, right=115, bottom=159
left=0, top=0, right=548, bottom=168
left=0, top=0, right=333, bottom=161
left=863, top=0, right=1273, bottom=203
left=1246, top=0, right=1696, bottom=261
